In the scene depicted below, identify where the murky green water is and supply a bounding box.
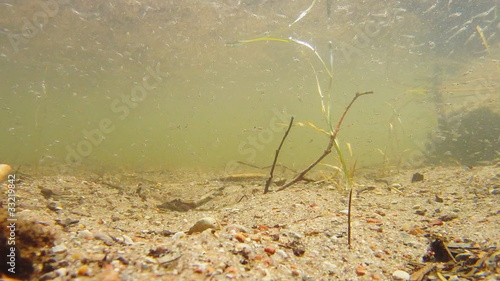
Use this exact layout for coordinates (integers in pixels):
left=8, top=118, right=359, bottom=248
left=1, top=1, right=498, bottom=174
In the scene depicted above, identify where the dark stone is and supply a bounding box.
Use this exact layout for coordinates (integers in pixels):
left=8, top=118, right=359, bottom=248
left=411, top=173, right=424, bottom=183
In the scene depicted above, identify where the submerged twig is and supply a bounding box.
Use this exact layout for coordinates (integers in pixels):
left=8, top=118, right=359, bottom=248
left=265, top=117, right=294, bottom=194
left=348, top=188, right=353, bottom=249
left=277, top=91, right=373, bottom=191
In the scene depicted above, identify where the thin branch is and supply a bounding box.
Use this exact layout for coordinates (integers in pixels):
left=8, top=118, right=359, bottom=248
left=333, top=91, right=374, bottom=138
left=277, top=91, right=373, bottom=191
left=277, top=135, right=334, bottom=191
left=348, top=188, right=353, bottom=249
left=264, top=117, right=294, bottom=194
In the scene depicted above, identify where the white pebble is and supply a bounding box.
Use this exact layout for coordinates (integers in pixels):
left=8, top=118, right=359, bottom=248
left=77, top=230, right=93, bottom=240
left=187, top=217, right=219, bottom=234
left=172, top=231, right=186, bottom=239
left=276, top=249, right=288, bottom=259
left=51, top=245, right=67, bottom=254
left=122, top=235, right=134, bottom=245
left=392, top=270, right=410, bottom=280
left=55, top=268, right=67, bottom=276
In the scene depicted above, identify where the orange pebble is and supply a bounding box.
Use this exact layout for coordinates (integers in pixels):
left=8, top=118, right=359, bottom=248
left=77, top=265, right=90, bottom=276
left=264, top=247, right=276, bottom=255
left=429, top=220, right=444, bottom=226
left=258, top=225, right=269, bottom=231
left=355, top=265, right=366, bottom=276
left=234, top=232, right=246, bottom=242
left=371, top=272, right=382, bottom=280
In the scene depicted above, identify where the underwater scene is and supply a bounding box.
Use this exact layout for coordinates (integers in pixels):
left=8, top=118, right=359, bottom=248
left=0, top=1, right=499, bottom=280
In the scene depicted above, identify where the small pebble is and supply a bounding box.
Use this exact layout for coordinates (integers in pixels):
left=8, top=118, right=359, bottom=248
left=276, top=249, right=288, bottom=259
left=415, top=209, right=426, bottom=216
left=50, top=244, right=67, bottom=254
left=226, top=224, right=249, bottom=233
left=77, top=230, right=93, bottom=240
left=55, top=268, right=67, bottom=277
left=287, top=231, right=303, bottom=239
left=234, top=232, right=246, bottom=242
left=264, top=247, right=276, bottom=255
left=77, top=264, right=90, bottom=276
left=122, top=235, right=134, bottom=245
left=439, top=213, right=458, bottom=222
left=392, top=270, right=410, bottom=280
left=187, top=217, right=219, bottom=234
left=356, top=264, right=366, bottom=276
left=161, top=230, right=174, bottom=236
left=172, top=232, right=186, bottom=239
left=94, top=233, right=114, bottom=246
left=0, top=164, right=12, bottom=182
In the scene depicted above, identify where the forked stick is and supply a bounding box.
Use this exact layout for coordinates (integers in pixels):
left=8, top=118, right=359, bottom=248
left=277, top=91, right=373, bottom=191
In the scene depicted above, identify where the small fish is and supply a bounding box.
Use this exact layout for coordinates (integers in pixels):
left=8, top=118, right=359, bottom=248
left=346, top=142, right=353, bottom=157
left=289, top=0, right=317, bottom=27
left=446, top=26, right=467, bottom=43
left=476, top=25, right=490, bottom=54
left=423, top=2, right=437, bottom=14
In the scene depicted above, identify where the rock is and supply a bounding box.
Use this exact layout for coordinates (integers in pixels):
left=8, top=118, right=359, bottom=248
left=356, top=264, right=367, bottom=276
left=50, top=244, right=67, bottom=254
left=286, top=231, right=304, bottom=239
left=77, top=264, right=90, bottom=276
left=415, top=209, right=427, bottom=216
left=122, top=234, right=134, bottom=245
left=439, top=213, right=458, bottom=222
left=276, top=249, right=288, bottom=259
left=0, top=164, right=12, bottom=183
left=77, top=229, right=93, bottom=240
left=234, top=232, right=246, bottom=242
left=187, top=217, right=219, bottom=234
left=391, top=183, right=402, bottom=189
left=161, top=230, right=174, bottom=236
left=264, top=247, right=276, bottom=255
left=226, top=224, right=249, bottom=233
left=392, top=270, right=410, bottom=280
left=55, top=268, right=67, bottom=277
left=411, top=172, right=424, bottom=182
left=94, top=232, right=114, bottom=245
left=172, top=232, right=186, bottom=239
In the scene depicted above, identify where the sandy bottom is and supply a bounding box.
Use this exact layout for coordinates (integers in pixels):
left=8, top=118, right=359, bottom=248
left=1, top=164, right=499, bottom=280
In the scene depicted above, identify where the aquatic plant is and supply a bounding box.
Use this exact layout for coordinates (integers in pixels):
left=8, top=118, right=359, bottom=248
left=230, top=1, right=375, bottom=248
left=229, top=1, right=373, bottom=192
